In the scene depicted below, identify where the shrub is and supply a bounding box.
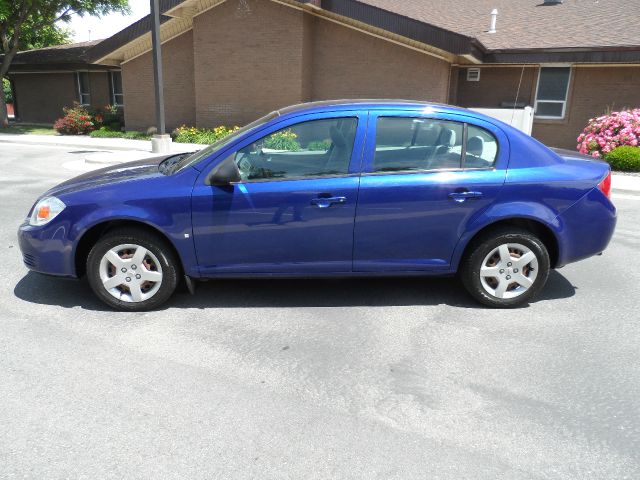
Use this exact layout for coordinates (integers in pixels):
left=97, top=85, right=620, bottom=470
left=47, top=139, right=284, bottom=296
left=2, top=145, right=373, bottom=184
left=172, top=125, right=240, bottom=144
left=577, top=108, right=640, bottom=158
left=2, top=78, right=12, bottom=103
left=307, top=139, right=332, bottom=151
left=604, top=146, right=640, bottom=172
left=53, top=103, right=95, bottom=135
left=89, top=127, right=150, bottom=140
left=264, top=129, right=300, bottom=151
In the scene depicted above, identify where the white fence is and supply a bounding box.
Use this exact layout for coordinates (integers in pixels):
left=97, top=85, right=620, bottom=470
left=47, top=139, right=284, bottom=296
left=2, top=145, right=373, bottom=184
left=470, top=106, right=534, bottom=136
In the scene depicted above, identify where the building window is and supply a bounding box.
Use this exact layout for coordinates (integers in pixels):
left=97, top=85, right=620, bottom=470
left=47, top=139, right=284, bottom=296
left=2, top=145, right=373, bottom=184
left=110, top=71, right=124, bottom=106
left=76, top=72, right=90, bottom=105
left=535, top=66, right=571, bottom=119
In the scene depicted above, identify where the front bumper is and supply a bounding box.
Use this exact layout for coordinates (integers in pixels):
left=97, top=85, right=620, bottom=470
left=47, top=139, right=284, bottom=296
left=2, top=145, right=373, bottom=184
left=18, top=221, right=76, bottom=277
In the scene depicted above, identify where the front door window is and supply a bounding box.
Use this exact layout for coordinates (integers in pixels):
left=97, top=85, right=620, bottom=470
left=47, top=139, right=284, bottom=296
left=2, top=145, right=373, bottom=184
left=234, top=117, right=358, bottom=181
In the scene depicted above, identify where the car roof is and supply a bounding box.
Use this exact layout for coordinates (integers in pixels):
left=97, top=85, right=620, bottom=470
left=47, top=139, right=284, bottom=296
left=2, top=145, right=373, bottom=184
left=277, top=99, right=474, bottom=117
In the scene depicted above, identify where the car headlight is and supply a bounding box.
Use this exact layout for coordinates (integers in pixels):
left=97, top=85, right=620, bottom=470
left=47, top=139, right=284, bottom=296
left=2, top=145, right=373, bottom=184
left=29, top=197, right=66, bottom=226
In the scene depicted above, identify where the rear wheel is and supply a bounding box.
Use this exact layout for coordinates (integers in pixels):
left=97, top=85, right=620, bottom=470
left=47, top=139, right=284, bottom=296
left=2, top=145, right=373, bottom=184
left=86, top=228, right=179, bottom=311
left=460, top=228, right=550, bottom=308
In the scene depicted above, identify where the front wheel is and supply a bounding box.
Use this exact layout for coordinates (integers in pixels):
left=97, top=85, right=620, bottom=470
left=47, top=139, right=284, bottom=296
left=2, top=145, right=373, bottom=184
left=460, top=228, right=550, bottom=308
left=86, top=228, right=179, bottom=311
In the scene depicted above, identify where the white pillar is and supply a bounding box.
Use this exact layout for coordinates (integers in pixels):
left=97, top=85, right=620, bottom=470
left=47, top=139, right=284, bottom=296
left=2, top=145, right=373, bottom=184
left=151, top=134, right=172, bottom=153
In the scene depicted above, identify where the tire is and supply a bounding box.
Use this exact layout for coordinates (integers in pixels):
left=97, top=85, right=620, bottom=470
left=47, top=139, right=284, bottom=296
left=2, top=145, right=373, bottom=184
left=86, top=227, right=179, bottom=311
left=460, top=227, right=550, bottom=308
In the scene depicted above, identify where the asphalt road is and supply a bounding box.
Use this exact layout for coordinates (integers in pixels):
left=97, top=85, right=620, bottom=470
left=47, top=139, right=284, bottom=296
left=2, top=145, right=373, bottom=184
left=1, top=143, right=639, bottom=479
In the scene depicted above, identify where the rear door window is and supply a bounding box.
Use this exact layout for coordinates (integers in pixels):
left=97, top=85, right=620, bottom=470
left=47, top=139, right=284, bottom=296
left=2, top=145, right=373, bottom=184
left=373, top=117, right=464, bottom=172
left=465, top=125, right=498, bottom=168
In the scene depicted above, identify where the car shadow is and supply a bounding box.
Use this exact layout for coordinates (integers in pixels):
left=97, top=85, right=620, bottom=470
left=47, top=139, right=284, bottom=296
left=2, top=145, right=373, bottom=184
left=14, top=270, right=576, bottom=311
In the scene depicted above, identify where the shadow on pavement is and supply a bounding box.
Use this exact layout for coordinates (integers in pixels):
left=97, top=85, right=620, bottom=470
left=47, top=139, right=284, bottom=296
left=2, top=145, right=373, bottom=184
left=14, top=270, right=576, bottom=311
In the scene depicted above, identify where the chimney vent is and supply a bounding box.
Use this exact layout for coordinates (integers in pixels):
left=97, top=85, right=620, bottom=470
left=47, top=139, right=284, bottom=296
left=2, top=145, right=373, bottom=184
left=488, top=9, right=498, bottom=33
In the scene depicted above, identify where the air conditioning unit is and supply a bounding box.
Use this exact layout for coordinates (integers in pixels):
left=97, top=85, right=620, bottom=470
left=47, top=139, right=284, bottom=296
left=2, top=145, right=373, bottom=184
left=467, top=68, right=481, bottom=82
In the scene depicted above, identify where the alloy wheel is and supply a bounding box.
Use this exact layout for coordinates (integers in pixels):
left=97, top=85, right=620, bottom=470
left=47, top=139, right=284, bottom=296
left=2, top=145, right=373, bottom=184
left=479, top=242, right=539, bottom=299
left=98, top=243, right=163, bottom=303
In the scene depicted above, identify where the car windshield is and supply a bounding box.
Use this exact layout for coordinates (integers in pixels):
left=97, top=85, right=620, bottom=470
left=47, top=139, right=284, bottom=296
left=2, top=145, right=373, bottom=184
left=167, top=111, right=280, bottom=174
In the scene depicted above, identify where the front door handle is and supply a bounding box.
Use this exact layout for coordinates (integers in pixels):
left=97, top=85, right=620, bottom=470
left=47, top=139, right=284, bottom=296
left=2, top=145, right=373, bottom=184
left=448, top=191, right=484, bottom=203
left=310, top=196, right=347, bottom=208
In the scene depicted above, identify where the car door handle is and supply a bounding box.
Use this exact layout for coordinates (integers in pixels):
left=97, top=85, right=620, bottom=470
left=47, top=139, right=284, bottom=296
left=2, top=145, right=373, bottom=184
left=448, top=191, right=484, bottom=203
left=310, top=196, right=347, bottom=208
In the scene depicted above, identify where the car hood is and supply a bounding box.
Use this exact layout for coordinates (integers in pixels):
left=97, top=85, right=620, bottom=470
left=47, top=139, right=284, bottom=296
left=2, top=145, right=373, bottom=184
left=43, top=154, right=173, bottom=198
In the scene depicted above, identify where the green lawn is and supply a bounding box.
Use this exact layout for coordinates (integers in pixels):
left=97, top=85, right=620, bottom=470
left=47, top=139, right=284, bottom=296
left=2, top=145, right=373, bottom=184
left=0, top=124, right=57, bottom=135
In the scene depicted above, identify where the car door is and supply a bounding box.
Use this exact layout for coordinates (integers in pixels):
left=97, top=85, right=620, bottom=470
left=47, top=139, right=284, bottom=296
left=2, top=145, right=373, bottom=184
left=353, top=111, right=508, bottom=272
left=191, top=112, right=366, bottom=275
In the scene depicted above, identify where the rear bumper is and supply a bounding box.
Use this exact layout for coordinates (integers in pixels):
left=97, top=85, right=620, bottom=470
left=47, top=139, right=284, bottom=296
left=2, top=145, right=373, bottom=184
left=555, top=187, right=617, bottom=267
left=18, top=221, right=76, bottom=277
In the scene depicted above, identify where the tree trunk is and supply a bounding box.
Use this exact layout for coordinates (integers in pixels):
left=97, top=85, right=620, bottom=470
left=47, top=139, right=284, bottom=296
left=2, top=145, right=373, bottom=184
left=0, top=43, right=20, bottom=128
left=0, top=80, right=7, bottom=128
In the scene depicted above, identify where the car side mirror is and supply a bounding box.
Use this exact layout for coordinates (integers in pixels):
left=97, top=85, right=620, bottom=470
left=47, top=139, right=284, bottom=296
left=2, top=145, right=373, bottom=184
left=206, top=155, right=241, bottom=186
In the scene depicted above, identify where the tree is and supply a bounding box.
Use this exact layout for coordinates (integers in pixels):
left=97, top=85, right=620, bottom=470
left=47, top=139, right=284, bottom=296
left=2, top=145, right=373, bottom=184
left=0, top=0, right=129, bottom=127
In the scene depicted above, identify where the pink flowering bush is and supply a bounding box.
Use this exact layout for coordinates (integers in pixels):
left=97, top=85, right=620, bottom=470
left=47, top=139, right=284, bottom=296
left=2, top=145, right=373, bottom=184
left=577, top=108, right=640, bottom=158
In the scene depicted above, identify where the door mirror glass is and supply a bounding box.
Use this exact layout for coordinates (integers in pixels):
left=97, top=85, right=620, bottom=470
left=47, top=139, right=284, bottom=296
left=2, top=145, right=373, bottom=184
left=206, top=154, right=241, bottom=186
left=233, top=117, right=358, bottom=181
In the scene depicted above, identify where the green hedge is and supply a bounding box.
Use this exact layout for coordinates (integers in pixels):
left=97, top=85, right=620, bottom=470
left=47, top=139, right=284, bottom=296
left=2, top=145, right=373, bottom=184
left=604, top=146, right=640, bottom=172
left=89, top=127, right=150, bottom=140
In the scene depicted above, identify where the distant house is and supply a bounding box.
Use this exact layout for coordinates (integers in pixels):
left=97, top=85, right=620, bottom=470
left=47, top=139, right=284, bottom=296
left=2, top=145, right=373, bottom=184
left=5, top=40, right=121, bottom=124
left=9, top=0, right=640, bottom=148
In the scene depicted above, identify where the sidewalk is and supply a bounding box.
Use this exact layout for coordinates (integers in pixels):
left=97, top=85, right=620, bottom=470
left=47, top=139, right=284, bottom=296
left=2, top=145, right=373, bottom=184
left=0, top=132, right=204, bottom=155
left=612, top=174, right=640, bottom=195
left=1, top=132, right=638, bottom=193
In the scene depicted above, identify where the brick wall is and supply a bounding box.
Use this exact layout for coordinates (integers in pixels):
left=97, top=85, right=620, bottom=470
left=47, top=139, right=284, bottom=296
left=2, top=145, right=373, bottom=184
left=453, top=66, right=538, bottom=108
left=122, top=30, right=195, bottom=131
left=89, top=72, right=111, bottom=108
left=311, top=19, right=450, bottom=103
left=193, top=0, right=308, bottom=127
left=11, top=71, right=113, bottom=124
left=533, top=66, right=640, bottom=149
left=12, top=73, right=77, bottom=124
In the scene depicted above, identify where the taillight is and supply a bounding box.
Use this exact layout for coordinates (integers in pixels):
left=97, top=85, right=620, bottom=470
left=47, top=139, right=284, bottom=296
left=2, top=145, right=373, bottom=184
left=598, top=170, right=612, bottom=199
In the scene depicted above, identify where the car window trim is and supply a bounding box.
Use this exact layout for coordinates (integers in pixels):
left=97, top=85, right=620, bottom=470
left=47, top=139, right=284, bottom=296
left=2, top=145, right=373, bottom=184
left=360, top=166, right=496, bottom=177
left=200, top=113, right=366, bottom=185
left=366, top=113, right=501, bottom=174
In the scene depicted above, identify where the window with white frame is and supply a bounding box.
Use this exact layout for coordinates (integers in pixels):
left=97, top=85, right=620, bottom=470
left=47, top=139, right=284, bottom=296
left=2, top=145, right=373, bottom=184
left=110, top=71, right=124, bottom=106
left=76, top=72, right=90, bottom=105
left=535, top=66, right=571, bottom=119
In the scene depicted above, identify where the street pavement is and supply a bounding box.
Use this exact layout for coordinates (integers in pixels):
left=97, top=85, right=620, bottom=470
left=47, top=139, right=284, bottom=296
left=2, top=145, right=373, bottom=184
left=1, top=143, right=639, bottom=479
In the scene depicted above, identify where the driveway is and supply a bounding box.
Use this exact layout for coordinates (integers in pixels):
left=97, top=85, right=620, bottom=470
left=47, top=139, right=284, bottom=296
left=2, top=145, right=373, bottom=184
left=1, top=143, right=639, bottom=479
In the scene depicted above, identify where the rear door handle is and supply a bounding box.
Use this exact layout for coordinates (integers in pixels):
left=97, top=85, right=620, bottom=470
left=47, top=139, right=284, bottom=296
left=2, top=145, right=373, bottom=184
left=310, top=196, right=347, bottom=208
left=448, top=191, right=484, bottom=203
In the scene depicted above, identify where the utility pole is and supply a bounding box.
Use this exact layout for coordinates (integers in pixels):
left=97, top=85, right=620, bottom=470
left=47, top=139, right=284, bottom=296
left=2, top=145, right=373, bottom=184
left=150, top=0, right=171, bottom=152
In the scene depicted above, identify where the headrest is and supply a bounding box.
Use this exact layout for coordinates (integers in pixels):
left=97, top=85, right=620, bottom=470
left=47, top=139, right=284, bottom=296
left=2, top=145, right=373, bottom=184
left=439, top=128, right=456, bottom=148
left=467, top=136, right=484, bottom=156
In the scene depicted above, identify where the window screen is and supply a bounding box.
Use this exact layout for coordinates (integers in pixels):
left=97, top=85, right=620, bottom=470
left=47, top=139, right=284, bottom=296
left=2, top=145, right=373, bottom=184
left=535, top=67, right=571, bottom=119
left=76, top=72, right=90, bottom=105
left=110, top=72, right=124, bottom=106
left=373, top=117, right=464, bottom=172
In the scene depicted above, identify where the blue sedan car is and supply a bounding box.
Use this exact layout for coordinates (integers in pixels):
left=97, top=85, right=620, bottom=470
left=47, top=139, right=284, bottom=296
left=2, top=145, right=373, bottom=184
left=18, top=100, right=616, bottom=310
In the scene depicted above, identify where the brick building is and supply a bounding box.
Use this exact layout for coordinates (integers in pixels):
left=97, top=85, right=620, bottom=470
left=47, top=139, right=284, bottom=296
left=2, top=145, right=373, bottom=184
left=5, top=41, right=121, bottom=124
left=7, top=0, right=640, bottom=149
